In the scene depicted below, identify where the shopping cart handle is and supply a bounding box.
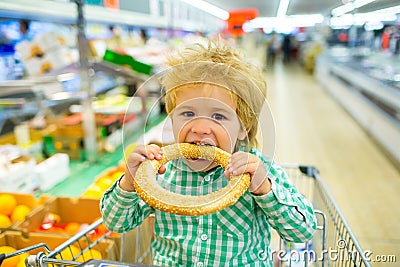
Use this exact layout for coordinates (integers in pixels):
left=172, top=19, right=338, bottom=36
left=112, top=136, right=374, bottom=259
left=78, top=259, right=159, bottom=267
left=0, top=253, right=5, bottom=265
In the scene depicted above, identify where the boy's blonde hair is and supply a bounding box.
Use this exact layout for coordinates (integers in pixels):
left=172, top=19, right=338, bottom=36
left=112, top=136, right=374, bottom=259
left=161, top=41, right=267, bottom=150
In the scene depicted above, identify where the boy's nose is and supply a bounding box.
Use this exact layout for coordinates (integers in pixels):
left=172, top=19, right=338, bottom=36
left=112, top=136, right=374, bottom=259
left=190, top=118, right=212, bottom=135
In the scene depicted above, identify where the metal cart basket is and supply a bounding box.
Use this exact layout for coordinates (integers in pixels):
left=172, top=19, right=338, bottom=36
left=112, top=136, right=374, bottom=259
left=0, top=164, right=371, bottom=267
left=275, top=164, right=372, bottom=267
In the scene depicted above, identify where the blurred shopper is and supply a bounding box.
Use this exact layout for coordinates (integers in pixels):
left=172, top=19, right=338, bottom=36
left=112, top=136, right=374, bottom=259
left=19, top=19, right=33, bottom=41
left=266, top=32, right=281, bottom=66
left=282, top=34, right=291, bottom=63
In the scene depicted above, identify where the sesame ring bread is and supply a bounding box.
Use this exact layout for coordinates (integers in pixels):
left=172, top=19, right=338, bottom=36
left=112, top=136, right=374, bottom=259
left=133, top=143, right=251, bottom=216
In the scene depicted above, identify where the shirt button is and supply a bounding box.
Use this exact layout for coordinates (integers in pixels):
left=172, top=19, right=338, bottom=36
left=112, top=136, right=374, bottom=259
left=197, top=262, right=203, bottom=267
left=204, top=176, right=210, bottom=182
left=200, top=234, right=208, bottom=241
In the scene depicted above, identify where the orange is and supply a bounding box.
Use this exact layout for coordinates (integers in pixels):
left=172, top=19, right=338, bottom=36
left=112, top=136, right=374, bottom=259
left=76, top=248, right=102, bottom=262
left=16, top=259, right=25, bottom=267
left=56, top=245, right=81, bottom=261
left=81, top=190, right=102, bottom=199
left=92, top=217, right=108, bottom=235
left=0, top=214, right=12, bottom=227
left=0, top=194, right=17, bottom=216
left=16, top=252, right=29, bottom=267
left=81, top=184, right=103, bottom=199
left=110, top=170, right=124, bottom=181
left=87, top=184, right=102, bottom=192
left=11, top=205, right=31, bottom=222
left=16, top=259, right=26, bottom=267
left=64, top=222, right=81, bottom=235
left=95, top=177, right=114, bottom=191
left=96, top=222, right=108, bottom=235
left=0, top=246, right=20, bottom=267
left=43, top=213, right=61, bottom=224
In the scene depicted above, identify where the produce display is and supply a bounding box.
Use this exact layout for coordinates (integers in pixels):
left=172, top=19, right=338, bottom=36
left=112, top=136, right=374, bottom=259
left=35, top=213, right=109, bottom=237
left=0, top=193, right=46, bottom=229
left=81, top=166, right=124, bottom=199
left=0, top=245, right=28, bottom=267
left=0, top=230, right=114, bottom=266
left=14, top=31, right=77, bottom=77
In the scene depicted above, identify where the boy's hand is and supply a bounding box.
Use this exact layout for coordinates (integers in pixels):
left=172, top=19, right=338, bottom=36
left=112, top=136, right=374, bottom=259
left=119, top=144, right=165, bottom=191
left=224, top=151, right=272, bottom=195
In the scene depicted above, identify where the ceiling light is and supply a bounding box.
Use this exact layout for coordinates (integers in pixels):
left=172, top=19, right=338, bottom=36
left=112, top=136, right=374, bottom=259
left=246, top=14, right=323, bottom=29
left=331, top=0, right=377, bottom=17
left=274, top=24, right=296, bottom=34
left=330, top=11, right=397, bottom=28
left=180, top=0, right=229, bottom=20
left=372, top=4, right=400, bottom=15
left=329, top=14, right=353, bottom=28
left=364, top=21, right=384, bottom=31
left=277, top=0, right=290, bottom=17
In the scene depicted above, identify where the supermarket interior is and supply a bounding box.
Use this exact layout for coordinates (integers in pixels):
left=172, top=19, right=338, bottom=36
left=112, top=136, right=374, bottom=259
left=0, top=0, right=399, bottom=266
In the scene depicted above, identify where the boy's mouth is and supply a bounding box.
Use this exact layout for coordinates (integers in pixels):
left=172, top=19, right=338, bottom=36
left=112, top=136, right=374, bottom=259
left=187, top=141, right=217, bottom=161
left=189, top=138, right=216, bottom=147
left=190, top=142, right=214, bottom=146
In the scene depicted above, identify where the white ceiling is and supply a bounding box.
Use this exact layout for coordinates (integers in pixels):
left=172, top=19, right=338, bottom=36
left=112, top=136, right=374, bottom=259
left=205, top=0, right=400, bottom=18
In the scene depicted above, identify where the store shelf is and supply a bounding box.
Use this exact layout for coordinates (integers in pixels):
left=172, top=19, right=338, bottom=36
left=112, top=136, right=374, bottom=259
left=0, top=0, right=168, bottom=27
left=43, top=112, right=166, bottom=197
left=0, top=0, right=224, bottom=32
left=0, top=70, right=119, bottom=135
left=315, top=50, right=400, bottom=164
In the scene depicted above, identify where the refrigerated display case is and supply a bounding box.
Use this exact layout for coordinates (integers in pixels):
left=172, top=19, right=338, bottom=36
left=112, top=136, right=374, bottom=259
left=315, top=46, right=400, bottom=164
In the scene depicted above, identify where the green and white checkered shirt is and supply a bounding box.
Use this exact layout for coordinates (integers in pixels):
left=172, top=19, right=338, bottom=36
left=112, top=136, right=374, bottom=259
left=100, top=148, right=316, bottom=266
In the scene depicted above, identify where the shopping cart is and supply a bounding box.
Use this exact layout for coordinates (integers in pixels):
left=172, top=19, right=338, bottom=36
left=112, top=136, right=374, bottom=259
left=0, top=165, right=371, bottom=267
left=0, top=218, right=153, bottom=267
left=275, top=164, right=372, bottom=267
left=0, top=219, right=118, bottom=266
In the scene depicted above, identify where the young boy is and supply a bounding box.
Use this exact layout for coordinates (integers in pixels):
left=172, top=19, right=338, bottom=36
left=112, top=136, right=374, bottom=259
left=100, top=42, right=316, bottom=266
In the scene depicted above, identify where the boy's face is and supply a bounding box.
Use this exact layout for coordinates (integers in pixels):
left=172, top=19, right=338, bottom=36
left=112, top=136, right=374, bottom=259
left=170, top=84, right=246, bottom=171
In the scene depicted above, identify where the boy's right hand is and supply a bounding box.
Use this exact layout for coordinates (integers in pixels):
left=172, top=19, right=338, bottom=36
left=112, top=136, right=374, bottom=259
left=119, top=144, right=164, bottom=192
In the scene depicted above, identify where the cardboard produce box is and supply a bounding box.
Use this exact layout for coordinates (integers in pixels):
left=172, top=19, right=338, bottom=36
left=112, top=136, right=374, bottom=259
left=18, top=197, right=101, bottom=234
left=17, top=196, right=153, bottom=264
left=0, top=230, right=118, bottom=263
left=0, top=192, right=51, bottom=233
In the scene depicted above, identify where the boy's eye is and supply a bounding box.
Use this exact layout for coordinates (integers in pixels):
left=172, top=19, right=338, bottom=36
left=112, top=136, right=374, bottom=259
left=182, top=111, right=195, bottom=117
left=212, top=113, right=226, bottom=120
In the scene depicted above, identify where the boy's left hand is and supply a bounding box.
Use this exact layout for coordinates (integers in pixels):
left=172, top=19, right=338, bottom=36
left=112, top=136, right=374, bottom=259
left=224, top=152, right=272, bottom=195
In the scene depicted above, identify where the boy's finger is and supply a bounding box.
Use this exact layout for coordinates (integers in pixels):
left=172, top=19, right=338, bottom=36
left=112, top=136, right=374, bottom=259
left=132, top=145, right=147, bottom=156
left=145, top=144, right=163, bottom=160
left=158, top=165, right=166, bottom=174
left=230, top=161, right=258, bottom=176
left=127, top=153, right=146, bottom=166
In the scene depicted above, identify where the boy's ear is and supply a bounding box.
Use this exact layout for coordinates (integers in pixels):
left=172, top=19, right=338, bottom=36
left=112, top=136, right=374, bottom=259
left=238, top=126, right=248, bottom=141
